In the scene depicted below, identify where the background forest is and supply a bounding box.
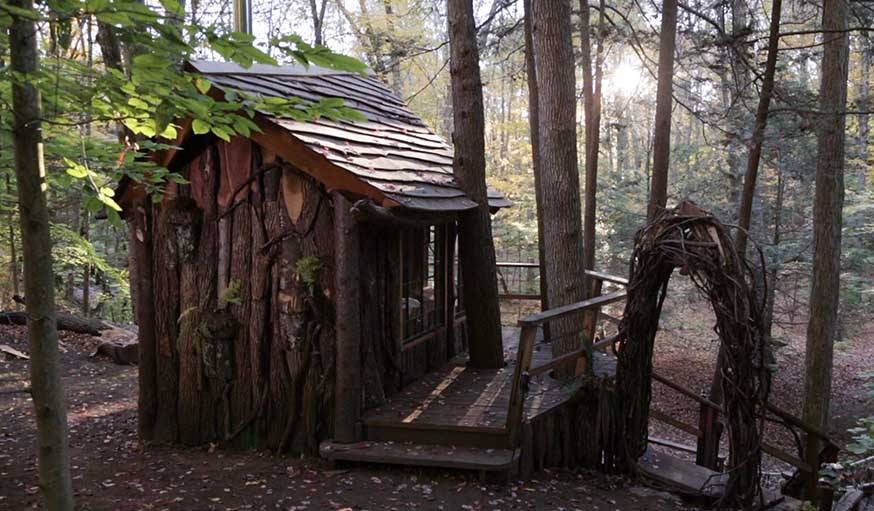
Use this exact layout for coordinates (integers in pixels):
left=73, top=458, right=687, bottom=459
left=2, top=0, right=872, bottom=331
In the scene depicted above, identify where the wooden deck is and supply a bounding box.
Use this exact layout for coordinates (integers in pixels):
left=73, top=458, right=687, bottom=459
left=359, top=327, right=615, bottom=448
left=322, top=327, right=616, bottom=471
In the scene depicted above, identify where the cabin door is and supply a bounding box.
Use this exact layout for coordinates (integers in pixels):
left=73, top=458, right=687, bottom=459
left=397, top=224, right=456, bottom=385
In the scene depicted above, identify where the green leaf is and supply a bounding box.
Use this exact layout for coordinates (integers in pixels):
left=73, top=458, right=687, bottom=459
left=64, top=158, right=88, bottom=178
left=195, top=77, right=212, bottom=94
left=211, top=125, right=231, bottom=142
left=98, top=193, right=123, bottom=212
left=192, top=118, right=210, bottom=135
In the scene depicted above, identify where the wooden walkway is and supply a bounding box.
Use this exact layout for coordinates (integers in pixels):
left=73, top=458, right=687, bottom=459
left=362, top=328, right=615, bottom=441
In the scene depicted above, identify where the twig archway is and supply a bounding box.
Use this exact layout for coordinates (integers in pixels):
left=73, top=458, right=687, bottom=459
left=614, top=201, right=772, bottom=507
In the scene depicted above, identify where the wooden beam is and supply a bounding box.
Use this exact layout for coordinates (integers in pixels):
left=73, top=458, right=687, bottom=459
left=333, top=192, right=362, bottom=443
left=350, top=198, right=458, bottom=227
left=518, top=290, right=627, bottom=327
left=584, top=269, right=629, bottom=286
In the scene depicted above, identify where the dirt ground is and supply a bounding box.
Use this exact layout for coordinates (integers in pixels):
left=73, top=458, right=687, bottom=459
left=1, top=279, right=871, bottom=509
left=1, top=323, right=697, bottom=511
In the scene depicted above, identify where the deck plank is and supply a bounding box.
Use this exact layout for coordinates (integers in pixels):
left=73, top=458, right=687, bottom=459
left=320, top=441, right=519, bottom=471
left=637, top=448, right=727, bottom=498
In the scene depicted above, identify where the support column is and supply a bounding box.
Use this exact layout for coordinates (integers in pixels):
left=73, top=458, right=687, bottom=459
left=333, top=192, right=361, bottom=442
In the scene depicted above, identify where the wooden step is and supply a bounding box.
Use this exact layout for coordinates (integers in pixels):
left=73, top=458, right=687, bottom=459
left=320, top=440, right=520, bottom=473
left=364, top=420, right=512, bottom=449
left=637, top=447, right=728, bottom=499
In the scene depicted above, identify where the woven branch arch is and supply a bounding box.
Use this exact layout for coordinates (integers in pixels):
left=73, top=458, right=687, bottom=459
left=614, top=201, right=772, bottom=507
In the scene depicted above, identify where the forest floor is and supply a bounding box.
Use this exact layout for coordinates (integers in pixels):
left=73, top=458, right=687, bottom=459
left=1, top=280, right=871, bottom=510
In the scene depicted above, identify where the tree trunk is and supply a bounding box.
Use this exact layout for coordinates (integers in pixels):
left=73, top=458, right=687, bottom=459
left=724, top=0, right=752, bottom=210
left=734, top=0, right=782, bottom=256
left=9, top=0, right=74, bottom=506
left=708, top=0, right=784, bottom=408
left=130, top=199, right=158, bottom=442
left=802, top=0, right=849, bottom=434
left=448, top=0, right=504, bottom=369
left=333, top=193, right=361, bottom=442
left=6, top=174, right=20, bottom=309
left=522, top=0, right=548, bottom=312
left=579, top=0, right=605, bottom=295
left=81, top=209, right=91, bottom=317
left=763, top=167, right=785, bottom=341
left=858, top=44, right=870, bottom=192
left=531, top=0, right=586, bottom=368
left=308, top=0, right=328, bottom=46
left=648, top=0, right=679, bottom=219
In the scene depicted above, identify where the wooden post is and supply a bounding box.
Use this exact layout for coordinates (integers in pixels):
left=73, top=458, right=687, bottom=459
left=333, top=192, right=361, bottom=443
left=577, top=278, right=603, bottom=375
left=506, top=325, right=536, bottom=445
left=695, top=402, right=721, bottom=470
left=131, top=199, right=158, bottom=442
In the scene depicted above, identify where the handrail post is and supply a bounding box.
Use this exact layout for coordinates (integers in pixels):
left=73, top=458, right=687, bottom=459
left=578, top=278, right=603, bottom=375
left=507, top=325, right=537, bottom=445
left=695, top=400, right=722, bottom=470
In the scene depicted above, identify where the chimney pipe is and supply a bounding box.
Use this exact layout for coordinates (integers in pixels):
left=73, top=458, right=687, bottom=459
left=233, top=0, right=252, bottom=35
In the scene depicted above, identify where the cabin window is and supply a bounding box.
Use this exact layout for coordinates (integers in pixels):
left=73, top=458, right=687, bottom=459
left=400, top=225, right=447, bottom=342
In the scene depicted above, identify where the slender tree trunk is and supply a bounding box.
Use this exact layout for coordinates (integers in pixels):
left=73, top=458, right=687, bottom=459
left=763, top=167, right=784, bottom=341
left=131, top=199, right=158, bottom=441
left=448, top=0, right=504, bottom=368
left=706, top=0, right=784, bottom=409
left=579, top=0, right=604, bottom=295
left=81, top=209, right=91, bottom=317
left=9, top=0, right=74, bottom=507
left=383, top=0, right=403, bottom=95
left=531, top=0, right=586, bottom=366
left=648, top=0, right=679, bottom=219
left=802, top=0, right=849, bottom=433
left=6, top=174, right=21, bottom=308
left=523, top=0, right=548, bottom=311
left=858, top=43, right=870, bottom=192
left=734, top=0, right=782, bottom=256
left=309, top=0, right=328, bottom=46
left=725, top=0, right=752, bottom=210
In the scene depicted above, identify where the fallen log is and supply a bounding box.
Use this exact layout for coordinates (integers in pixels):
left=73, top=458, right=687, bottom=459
left=0, top=310, right=108, bottom=336
left=90, top=325, right=139, bottom=365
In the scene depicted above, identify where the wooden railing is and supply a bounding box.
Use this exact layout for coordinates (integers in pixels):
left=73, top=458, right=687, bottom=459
left=505, top=270, right=627, bottom=443
left=502, top=264, right=839, bottom=508
left=646, top=369, right=839, bottom=507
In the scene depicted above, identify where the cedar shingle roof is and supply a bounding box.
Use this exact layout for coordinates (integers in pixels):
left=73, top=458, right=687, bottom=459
left=189, top=61, right=510, bottom=212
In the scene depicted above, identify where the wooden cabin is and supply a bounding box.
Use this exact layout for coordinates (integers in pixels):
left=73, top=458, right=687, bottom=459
left=119, top=61, right=511, bottom=454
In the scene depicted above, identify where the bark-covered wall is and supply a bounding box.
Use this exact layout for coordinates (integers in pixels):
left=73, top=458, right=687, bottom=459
left=137, top=136, right=459, bottom=453
left=142, top=138, right=347, bottom=453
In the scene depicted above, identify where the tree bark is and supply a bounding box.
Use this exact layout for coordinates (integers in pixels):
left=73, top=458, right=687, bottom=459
left=858, top=43, right=870, bottom=192
left=802, top=0, right=849, bottom=434
left=531, top=0, right=586, bottom=367
left=708, top=0, right=784, bottom=409
left=447, top=0, right=504, bottom=369
left=734, top=0, right=782, bottom=256
left=579, top=0, right=605, bottom=295
left=333, top=193, right=361, bottom=442
left=308, top=0, right=328, bottom=46
left=9, top=0, right=75, bottom=506
left=648, top=0, right=679, bottom=219
left=6, top=174, right=20, bottom=309
left=522, top=0, right=548, bottom=312
left=130, top=199, right=158, bottom=442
